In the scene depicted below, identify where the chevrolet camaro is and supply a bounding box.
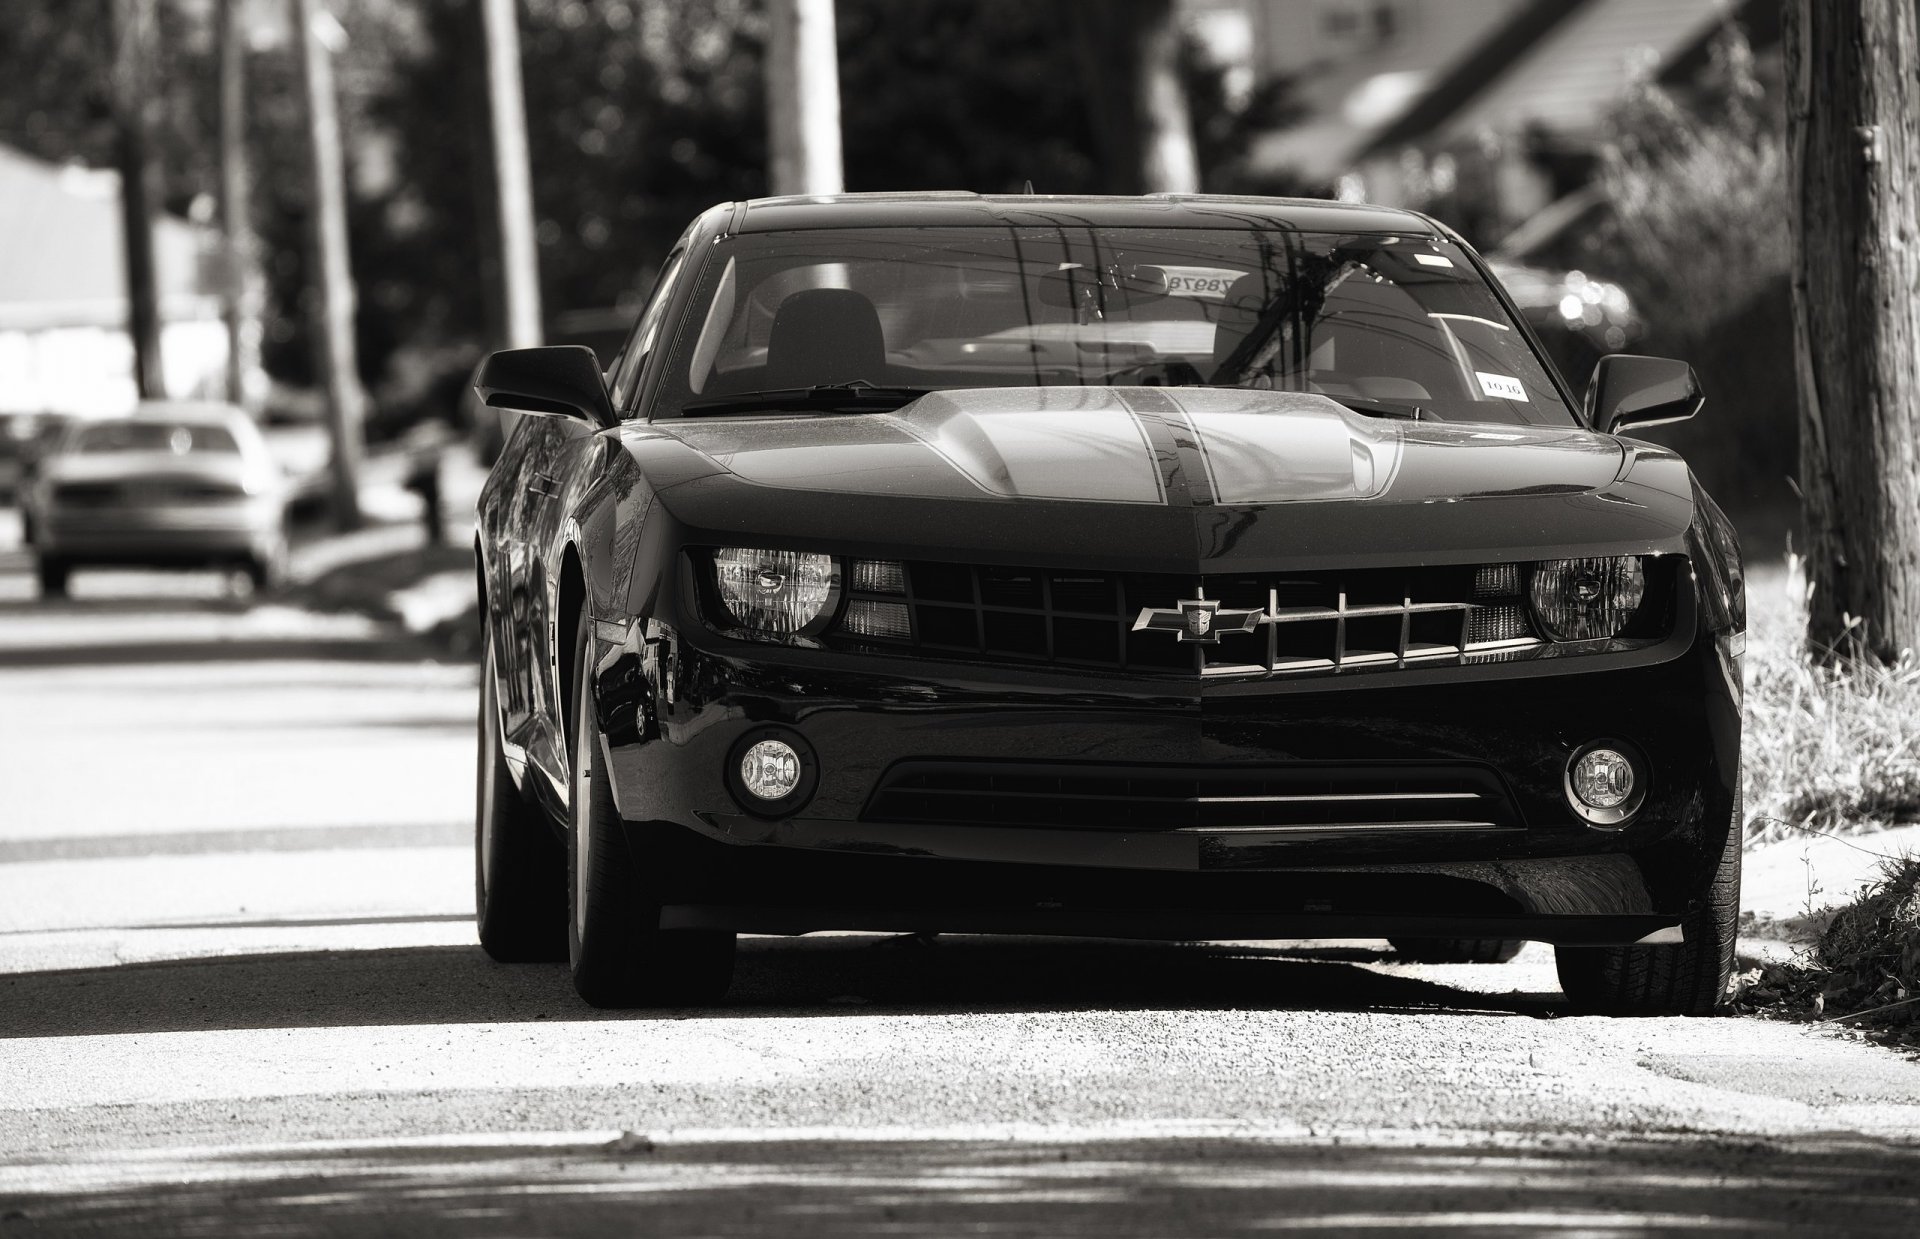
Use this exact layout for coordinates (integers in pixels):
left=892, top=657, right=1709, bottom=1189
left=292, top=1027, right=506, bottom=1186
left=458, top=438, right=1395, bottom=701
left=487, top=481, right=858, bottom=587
left=471, top=193, right=1744, bottom=1014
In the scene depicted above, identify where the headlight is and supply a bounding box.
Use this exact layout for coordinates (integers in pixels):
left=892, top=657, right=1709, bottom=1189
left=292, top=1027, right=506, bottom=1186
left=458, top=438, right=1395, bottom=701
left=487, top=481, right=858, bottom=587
left=1528, top=556, right=1646, bottom=641
left=710, top=547, right=840, bottom=638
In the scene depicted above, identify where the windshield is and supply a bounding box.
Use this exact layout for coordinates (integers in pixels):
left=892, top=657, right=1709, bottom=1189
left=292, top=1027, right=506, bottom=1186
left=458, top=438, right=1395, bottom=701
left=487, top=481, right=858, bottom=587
left=658, top=225, right=1574, bottom=425
left=74, top=422, right=240, bottom=455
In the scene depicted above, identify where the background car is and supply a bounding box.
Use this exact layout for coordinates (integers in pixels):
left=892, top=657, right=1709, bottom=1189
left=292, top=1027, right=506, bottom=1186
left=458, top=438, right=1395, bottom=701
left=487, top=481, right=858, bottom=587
left=21, top=401, right=289, bottom=598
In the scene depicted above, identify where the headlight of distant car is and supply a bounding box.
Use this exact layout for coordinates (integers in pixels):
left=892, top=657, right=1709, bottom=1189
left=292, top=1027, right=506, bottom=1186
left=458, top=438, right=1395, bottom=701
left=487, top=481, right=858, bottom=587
left=709, top=548, right=841, bottom=638
left=1528, top=556, right=1647, bottom=641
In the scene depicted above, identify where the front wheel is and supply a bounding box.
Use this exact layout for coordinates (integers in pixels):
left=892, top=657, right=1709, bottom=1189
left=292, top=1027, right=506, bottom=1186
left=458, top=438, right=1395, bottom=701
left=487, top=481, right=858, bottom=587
left=245, top=540, right=287, bottom=594
left=1555, top=783, right=1743, bottom=1016
left=566, top=610, right=734, bottom=1008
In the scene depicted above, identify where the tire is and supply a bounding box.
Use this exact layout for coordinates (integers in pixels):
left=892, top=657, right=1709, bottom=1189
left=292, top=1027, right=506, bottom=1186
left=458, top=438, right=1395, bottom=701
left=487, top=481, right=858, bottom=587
left=1555, top=782, right=1742, bottom=1016
left=566, top=609, right=734, bottom=1008
left=1391, top=937, right=1524, bottom=964
left=475, top=628, right=568, bottom=962
left=35, top=556, right=68, bottom=599
left=245, top=542, right=287, bottom=594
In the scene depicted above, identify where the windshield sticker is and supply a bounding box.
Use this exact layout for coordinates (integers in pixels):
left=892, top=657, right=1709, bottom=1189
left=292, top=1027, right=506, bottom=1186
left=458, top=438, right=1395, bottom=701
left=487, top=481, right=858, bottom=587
left=1476, top=371, right=1529, bottom=401
left=1414, top=253, right=1455, bottom=268
left=1156, top=266, right=1245, bottom=300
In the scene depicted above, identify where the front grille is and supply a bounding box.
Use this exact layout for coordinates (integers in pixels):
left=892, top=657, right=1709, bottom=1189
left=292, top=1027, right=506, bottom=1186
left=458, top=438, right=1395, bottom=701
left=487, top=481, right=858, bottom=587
left=864, top=760, right=1522, bottom=833
left=52, top=482, right=123, bottom=506
left=829, top=560, right=1545, bottom=678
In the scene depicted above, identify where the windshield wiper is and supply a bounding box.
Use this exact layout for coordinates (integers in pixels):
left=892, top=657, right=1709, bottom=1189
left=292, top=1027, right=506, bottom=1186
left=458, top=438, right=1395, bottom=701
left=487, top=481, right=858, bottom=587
left=677, top=383, right=938, bottom=416
left=1330, top=396, right=1427, bottom=421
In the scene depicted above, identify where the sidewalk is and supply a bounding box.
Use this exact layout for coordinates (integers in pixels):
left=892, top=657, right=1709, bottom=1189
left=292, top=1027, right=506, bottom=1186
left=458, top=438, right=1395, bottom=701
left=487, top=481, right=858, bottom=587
left=1740, top=820, right=1920, bottom=958
left=283, top=442, right=487, bottom=656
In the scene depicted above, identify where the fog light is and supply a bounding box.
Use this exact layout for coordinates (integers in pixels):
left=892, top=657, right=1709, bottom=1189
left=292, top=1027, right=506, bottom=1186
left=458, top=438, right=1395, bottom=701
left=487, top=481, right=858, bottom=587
left=1565, top=741, right=1645, bottom=829
left=739, top=739, right=801, bottom=801
left=1571, top=748, right=1634, bottom=808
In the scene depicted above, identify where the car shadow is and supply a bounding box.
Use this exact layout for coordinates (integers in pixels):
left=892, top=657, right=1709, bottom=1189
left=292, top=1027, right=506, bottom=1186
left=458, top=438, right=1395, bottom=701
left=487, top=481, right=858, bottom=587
left=0, top=638, right=437, bottom=668
left=0, top=934, right=1565, bottom=1040
left=10, top=1126, right=1920, bottom=1238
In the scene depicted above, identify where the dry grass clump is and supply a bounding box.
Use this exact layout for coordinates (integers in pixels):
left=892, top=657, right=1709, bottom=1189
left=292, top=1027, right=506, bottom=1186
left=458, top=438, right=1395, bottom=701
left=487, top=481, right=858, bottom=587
left=1742, top=557, right=1920, bottom=843
left=1741, top=857, right=1920, bottom=1037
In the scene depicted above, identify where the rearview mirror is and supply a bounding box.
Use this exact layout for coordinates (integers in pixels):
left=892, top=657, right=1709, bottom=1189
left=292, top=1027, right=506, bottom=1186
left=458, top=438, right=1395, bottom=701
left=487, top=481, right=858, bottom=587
left=1584, top=354, right=1703, bottom=435
left=473, top=345, right=616, bottom=428
left=1035, top=264, right=1171, bottom=311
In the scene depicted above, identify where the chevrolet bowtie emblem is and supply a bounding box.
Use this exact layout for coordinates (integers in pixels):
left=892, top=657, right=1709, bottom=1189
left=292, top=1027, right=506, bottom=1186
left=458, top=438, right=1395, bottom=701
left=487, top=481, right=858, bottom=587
left=1132, top=597, right=1263, bottom=645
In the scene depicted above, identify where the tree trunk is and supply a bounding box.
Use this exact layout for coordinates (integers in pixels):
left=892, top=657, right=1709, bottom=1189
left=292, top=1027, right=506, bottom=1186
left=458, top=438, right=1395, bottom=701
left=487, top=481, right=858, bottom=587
left=764, top=0, right=844, bottom=196
left=107, top=0, right=167, bottom=401
left=291, top=0, right=364, bottom=530
left=479, top=0, right=542, bottom=350
left=1784, top=0, right=1920, bottom=662
left=216, top=0, right=262, bottom=411
left=1067, top=0, right=1198, bottom=195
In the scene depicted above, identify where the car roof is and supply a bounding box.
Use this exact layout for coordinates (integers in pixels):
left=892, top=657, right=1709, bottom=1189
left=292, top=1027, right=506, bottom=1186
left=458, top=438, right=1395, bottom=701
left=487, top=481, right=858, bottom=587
left=730, top=191, right=1440, bottom=236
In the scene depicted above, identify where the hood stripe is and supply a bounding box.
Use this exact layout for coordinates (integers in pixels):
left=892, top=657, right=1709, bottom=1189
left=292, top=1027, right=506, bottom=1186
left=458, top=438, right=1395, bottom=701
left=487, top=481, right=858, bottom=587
left=1119, top=388, right=1216, bottom=508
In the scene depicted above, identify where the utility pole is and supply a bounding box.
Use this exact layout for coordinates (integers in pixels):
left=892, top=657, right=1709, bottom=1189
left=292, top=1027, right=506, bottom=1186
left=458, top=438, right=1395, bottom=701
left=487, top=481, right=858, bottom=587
left=107, top=0, right=167, bottom=400
left=291, top=0, right=364, bottom=529
left=1134, top=0, right=1199, bottom=194
left=216, top=0, right=261, bottom=410
left=479, top=0, right=542, bottom=350
left=1784, top=0, right=1920, bottom=661
left=764, top=0, right=844, bottom=195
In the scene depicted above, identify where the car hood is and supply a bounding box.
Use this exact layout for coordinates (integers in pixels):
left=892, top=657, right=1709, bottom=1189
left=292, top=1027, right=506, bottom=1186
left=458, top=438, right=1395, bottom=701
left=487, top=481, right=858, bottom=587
left=624, top=387, right=1698, bottom=572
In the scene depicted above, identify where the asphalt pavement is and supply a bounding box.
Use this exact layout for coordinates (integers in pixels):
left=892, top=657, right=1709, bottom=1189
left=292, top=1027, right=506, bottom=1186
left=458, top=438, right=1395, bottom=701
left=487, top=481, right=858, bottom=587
left=3, top=553, right=1920, bottom=1237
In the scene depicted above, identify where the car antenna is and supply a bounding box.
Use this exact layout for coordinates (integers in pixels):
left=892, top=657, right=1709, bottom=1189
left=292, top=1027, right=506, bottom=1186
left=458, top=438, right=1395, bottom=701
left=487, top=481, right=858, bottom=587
left=1022, top=179, right=1035, bottom=195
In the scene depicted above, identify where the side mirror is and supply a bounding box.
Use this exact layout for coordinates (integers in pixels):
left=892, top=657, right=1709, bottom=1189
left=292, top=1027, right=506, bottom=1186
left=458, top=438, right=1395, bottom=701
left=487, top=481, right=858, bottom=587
left=1584, top=354, right=1703, bottom=435
left=473, top=345, right=615, bottom=428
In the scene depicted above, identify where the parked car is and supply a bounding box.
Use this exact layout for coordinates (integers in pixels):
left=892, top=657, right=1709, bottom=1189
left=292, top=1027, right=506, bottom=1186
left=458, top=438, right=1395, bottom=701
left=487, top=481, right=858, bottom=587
left=471, top=193, right=1744, bottom=1016
left=22, top=401, right=289, bottom=597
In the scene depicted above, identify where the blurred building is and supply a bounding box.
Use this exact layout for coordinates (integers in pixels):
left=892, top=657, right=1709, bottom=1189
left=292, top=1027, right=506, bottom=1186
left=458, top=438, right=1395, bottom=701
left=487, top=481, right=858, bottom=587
left=1183, top=0, right=1534, bottom=188
left=0, top=143, right=229, bottom=417
left=1187, top=0, right=1777, bottom=252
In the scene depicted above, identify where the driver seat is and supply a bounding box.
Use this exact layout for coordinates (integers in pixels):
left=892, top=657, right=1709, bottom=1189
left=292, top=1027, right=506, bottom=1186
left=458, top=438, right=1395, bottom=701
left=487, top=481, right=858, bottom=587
left=764, top=288, right=888, bottom=389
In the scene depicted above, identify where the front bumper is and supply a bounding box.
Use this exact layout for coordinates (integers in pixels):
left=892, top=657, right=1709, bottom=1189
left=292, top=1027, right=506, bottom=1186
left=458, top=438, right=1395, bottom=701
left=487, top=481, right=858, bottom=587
left=593, top=607, right=1741, bottom=944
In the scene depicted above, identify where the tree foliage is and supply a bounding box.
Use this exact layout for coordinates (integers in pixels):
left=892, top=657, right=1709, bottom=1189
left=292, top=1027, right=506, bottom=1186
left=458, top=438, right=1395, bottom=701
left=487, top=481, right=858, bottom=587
left=1577, top=27, right=1798, bottom=519
left=1, top=0, right=1302, bottom=401
left=1589, top=29, right=1787, bottom=337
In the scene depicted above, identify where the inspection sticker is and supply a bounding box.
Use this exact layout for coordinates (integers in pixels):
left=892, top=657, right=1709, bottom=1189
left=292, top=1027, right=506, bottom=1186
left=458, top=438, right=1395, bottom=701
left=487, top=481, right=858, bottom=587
left=1476, top=371, right=1529, bottom=401
left=1157, top=266, right=1244, bottom=300
left=1414, top=253, right=1455, bottom=268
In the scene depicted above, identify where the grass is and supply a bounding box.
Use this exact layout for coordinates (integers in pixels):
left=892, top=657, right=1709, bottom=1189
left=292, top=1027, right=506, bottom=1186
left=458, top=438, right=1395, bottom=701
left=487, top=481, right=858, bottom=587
left=1737, top=553, right=1920, bottom=1039
left=1740, top=855, right=1920, bottom=1039
left=1741, top=554, right=1920, bottom=844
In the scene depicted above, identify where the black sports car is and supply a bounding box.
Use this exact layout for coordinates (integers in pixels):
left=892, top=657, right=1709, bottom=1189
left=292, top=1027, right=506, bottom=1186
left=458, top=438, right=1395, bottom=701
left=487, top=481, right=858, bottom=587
left=472, top=193, right=1744, bottom=1015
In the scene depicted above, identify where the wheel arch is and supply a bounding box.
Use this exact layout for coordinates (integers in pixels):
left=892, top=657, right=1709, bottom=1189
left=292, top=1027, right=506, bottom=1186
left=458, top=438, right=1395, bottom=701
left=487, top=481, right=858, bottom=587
left=556, top=541, right=588, bottom=745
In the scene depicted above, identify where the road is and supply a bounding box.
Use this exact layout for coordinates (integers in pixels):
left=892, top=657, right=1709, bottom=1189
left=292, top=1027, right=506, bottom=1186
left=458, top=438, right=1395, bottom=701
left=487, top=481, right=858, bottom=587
left=3, top=565, right=1920, bottom=1237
